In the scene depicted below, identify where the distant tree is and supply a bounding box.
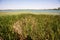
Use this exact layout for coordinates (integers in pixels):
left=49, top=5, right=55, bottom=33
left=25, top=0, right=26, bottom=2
left=58, top=7, right=60, bottom=10
left=53, top=8, right=57, bottom=10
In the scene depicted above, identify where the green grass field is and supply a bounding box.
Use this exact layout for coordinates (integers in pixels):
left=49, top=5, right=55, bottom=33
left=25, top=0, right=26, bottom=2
left=0, top=12, right=60, bottom=40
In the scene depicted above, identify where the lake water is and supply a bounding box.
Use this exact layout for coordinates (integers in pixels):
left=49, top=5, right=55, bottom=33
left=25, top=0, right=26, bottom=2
left=26, top=10, right=60, bottom=13
left=0, top=9, right=60, bottom=13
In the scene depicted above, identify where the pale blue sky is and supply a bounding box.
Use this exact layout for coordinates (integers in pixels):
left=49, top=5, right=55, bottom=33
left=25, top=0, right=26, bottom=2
left=0, top=0, right=60, bottom=9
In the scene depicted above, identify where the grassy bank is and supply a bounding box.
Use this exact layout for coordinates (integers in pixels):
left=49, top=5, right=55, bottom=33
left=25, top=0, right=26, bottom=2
left=0, top=12, right=60, bottom=16
left=0, top=12, right=60, bottom=40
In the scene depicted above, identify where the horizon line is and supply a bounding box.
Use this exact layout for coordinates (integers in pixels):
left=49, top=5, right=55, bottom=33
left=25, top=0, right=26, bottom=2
left=0, top=7, right=59, bottom=10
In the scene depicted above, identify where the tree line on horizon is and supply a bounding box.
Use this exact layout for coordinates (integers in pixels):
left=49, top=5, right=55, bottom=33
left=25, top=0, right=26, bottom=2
left=52, top=7, right=60, bottom=10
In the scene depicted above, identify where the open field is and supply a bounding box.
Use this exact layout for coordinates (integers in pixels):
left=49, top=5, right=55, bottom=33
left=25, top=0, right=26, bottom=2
left=0, top=12, right=60, bottom=40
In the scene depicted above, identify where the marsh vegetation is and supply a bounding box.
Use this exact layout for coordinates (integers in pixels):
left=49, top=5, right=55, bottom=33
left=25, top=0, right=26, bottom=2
left=0, top=12, right=60, bottom=40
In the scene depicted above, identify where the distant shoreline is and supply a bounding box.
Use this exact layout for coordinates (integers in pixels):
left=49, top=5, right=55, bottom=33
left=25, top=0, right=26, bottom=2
left=0, top=9, right=60, bottom=13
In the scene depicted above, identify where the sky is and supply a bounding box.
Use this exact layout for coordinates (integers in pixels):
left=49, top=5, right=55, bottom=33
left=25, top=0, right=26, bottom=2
left=0, top=0, right=60, bottom=9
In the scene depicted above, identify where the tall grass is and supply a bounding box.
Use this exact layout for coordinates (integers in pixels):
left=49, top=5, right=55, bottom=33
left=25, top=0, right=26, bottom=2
left=0, top=14, right=60, bottom=40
